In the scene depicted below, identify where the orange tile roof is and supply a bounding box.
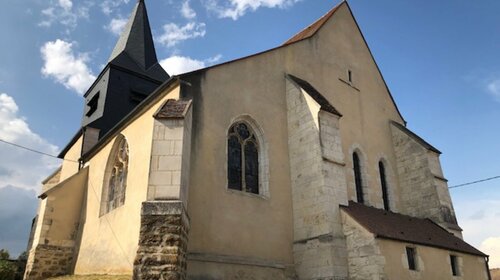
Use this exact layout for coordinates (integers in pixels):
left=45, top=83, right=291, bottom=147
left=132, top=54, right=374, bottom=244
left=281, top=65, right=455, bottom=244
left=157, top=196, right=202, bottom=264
left=283, top=1, right=344, bottom=46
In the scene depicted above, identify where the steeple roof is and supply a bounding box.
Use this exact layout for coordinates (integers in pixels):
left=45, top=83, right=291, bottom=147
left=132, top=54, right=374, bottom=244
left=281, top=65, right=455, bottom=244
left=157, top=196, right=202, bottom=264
left=108, top=0, right=168, bottom=81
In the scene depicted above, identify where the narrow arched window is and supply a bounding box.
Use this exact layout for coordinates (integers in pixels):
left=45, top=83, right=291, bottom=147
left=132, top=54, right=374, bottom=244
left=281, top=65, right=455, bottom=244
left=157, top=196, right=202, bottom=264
left=353, top=152, right=364, bottom=204
left=102, top=137, right=129, bottom=214
left=228, top=122, right=259, bottom=194
left=379, top=161, right=390, bottom=211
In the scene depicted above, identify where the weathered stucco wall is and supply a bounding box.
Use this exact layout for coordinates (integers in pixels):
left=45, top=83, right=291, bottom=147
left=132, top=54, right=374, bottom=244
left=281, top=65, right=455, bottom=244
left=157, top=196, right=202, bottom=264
left=184, top=47, right=295, bottom=278
left=41, top=168, right=62, bottom=193
left=25, top=168, right=88, bottom=280
left=60, top=136, right=83, bottom=181
left=342, top=210, right=488, bottom=280
left=184, top=3, right=413, bottom=277
left=73, top=85, right=180, bottom=275
left=379, top=239, right=489, bottom=280
left=285, top=4, right=405, bottom=211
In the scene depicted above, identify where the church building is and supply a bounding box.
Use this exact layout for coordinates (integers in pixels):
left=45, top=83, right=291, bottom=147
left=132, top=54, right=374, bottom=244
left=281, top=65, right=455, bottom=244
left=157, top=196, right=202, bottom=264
left=24, top=1, right=491, bottom=279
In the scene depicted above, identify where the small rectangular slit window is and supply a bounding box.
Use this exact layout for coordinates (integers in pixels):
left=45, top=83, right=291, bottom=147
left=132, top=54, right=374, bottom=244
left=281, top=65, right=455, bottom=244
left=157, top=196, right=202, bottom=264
left=450, top=255, right=459, bottom=276
left=86, top=92, right=99, bottom=117
left=406, top=247, right=417, bottom=271
left=348, top=70, right=353, bottom=83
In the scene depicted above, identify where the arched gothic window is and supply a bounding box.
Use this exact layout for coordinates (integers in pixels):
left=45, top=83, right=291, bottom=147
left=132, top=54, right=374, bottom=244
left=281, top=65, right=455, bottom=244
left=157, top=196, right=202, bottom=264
left=353, top=152, right=364, bottom=204
left=227, top=122, right=259, bottom=194
left=379, top=161, right=390, bottom=211
left=102, top=137, right=129, bottom=215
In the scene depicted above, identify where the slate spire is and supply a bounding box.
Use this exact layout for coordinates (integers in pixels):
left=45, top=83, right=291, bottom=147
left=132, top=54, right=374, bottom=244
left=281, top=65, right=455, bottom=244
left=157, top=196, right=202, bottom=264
left=108, top=0, right=166, bottom=78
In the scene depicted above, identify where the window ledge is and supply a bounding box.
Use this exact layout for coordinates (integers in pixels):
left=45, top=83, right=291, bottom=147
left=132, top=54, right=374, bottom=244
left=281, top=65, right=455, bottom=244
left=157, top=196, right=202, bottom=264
left=226, top=188, right=270, bottom=200
left=339, top=78, right=360, bottom=92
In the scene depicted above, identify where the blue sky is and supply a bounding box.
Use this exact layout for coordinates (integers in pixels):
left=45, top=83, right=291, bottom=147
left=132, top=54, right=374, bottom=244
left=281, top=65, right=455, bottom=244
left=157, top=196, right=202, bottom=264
left=0, top=0, right=498, bottom=267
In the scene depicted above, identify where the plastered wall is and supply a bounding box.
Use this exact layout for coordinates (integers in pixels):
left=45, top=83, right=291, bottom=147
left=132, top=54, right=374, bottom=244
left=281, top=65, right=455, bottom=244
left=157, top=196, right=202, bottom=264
left=73, top=85, right=180, bottom=275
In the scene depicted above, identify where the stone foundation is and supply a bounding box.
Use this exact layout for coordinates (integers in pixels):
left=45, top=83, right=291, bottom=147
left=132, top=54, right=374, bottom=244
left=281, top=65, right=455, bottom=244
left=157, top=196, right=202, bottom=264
left=134, top=201, right=189, bottom=280
left=24, top=244, right=74, bottom=280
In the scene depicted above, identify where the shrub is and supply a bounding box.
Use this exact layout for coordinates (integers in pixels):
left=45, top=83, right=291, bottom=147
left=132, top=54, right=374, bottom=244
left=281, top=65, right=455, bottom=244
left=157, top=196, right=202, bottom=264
left=0, top=259, right=17, bottom=280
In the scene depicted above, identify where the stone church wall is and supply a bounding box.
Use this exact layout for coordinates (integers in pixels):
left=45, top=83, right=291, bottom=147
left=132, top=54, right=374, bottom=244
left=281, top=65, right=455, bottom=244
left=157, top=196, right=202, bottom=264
left=134, top=201, right=189, bottom=280
left=390, top=123, right=461, bottom=236
left=341, top=211, right=386, bottom=280
left=286, top=77, right=349, bottom=279
left=24, top=245, right=74, bottom=280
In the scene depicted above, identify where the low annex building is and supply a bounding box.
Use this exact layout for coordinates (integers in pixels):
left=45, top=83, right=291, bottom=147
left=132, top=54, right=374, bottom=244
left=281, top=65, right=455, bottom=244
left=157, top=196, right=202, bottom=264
left=24, top=0, right=491, bottom=279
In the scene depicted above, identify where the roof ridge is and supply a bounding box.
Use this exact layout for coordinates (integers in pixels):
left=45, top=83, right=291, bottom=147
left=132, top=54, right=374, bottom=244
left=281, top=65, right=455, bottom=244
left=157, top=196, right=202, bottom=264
left=283, top=1, right=345, bottom=46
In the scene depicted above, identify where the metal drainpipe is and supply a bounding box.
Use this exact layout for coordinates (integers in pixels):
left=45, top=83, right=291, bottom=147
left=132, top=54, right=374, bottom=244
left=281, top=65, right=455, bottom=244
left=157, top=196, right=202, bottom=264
left=486, top=256, right=492, bottom=280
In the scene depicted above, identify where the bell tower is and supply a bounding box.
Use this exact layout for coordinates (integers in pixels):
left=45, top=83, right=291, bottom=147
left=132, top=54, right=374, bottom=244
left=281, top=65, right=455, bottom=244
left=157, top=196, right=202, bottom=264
left=80, top=0, right=169, bottom=155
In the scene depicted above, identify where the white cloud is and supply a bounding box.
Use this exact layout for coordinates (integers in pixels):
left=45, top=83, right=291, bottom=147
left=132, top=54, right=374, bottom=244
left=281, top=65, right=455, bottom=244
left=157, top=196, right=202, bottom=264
left=181, top=0, right=197, bottom=19
left=39, top=0, right=91, bottom=30
left=106, top=17, right=128, bottom=36
left=101, top=0, right=130, bottom=15
left=487, top=79, right=500, bottom=102
left=157, top=22, right=206, bottom=47
left=0, top=93, right=60, bottom=191
left=481, top=237, right=500, bottom=268
left=204, top=0, right=301, bottom=20
left=41, top=39, right=96, bottom=95
left=0, top=94, right=60, bottom=257
left=58, top=0, right=73, bottom=11
left=160, top=56, right=205, bottom=75
left=205, top=54, right=223, bottom=64
left=159, top=54, right=222, bottom=75
left=457, top=199, right=500, bottom=268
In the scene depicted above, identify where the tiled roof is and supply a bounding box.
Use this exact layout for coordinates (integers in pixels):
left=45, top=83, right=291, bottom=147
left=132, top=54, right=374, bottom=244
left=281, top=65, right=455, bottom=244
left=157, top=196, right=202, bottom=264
left=341, top=201, right=486, bottom=257
left=283, top=2, right=344, bottom=46
left=154, top=99, right=192, bottom=119
left=287, top=74, right=342, bottom=116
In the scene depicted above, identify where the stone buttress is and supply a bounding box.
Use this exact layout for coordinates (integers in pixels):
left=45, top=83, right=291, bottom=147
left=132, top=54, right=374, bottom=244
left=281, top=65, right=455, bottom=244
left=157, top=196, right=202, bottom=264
left=285, top=75, right=349, bottom=279
left=133, top=99, right=193, bottom=280
left=24, top=168, right=88, bottom=280
left=390, top=121, right=462, bottom=237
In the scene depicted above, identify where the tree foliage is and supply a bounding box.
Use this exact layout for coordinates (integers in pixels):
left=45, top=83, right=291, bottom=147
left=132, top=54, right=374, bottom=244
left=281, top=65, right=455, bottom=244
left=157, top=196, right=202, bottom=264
left=0, top=249, right=27, bottom=280
left=0, top=249, right=10, bottom=260
left=0, top=259, right=16, bottom=280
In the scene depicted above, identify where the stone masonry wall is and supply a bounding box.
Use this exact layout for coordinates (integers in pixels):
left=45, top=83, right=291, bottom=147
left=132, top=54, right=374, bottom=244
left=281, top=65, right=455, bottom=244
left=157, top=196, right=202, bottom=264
left=134, top=201, right=189, bottom=280
left=41, top=169, right=61, bottom=193
left=25, top=192, right=79, bottom=280
left=286, top=77, right=348, bottom=279
left=24, top=245, right=74, bottom=280
left=390, top=123, right=460, bottom=235
left=148, top=118, right=185, bottom=201
left=341, top=211, right=386, bottom=280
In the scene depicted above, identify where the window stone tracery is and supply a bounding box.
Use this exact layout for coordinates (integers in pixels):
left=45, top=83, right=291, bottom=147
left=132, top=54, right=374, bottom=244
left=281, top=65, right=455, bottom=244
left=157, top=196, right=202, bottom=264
left=227, top=122, right=259, bottom=194
left=102, top=136, right=129, bottom=215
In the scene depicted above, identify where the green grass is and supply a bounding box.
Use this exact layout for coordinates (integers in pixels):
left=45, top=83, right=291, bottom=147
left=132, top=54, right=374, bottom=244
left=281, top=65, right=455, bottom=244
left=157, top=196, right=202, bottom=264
left=48, top=275, right=131, bottom=280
